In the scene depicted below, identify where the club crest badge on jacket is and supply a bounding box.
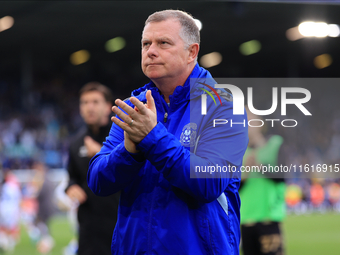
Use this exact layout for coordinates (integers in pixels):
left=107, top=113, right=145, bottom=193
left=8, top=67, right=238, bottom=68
left=180, top=123, right=197, bottom=147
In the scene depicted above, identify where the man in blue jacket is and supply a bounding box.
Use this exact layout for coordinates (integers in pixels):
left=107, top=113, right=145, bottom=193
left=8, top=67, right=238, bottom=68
left=87, top=10, right=248, bottom=255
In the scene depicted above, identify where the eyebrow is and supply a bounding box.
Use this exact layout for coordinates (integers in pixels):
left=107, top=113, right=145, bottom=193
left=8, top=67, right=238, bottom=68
left=158, top=37, right=172, bottom=42
left=141, top=38, right=150, bottom=44
left=141, top=37, right=173, bottom=43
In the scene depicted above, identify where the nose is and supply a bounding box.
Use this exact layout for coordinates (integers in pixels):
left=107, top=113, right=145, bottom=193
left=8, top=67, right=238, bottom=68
left=146, top=43, right=159, bottom=58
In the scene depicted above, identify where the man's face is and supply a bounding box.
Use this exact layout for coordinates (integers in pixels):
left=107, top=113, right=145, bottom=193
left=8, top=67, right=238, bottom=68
left=79, top=91, right=111, bottom=126
left=141, top=19, right=190, bottom=81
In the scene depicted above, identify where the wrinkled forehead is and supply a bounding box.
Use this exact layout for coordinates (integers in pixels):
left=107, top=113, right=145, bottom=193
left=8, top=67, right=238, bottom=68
left=142, top=19, right=182, bottom=39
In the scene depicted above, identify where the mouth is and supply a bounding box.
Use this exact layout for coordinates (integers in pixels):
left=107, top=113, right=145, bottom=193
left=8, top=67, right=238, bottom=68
left=147, top=63, right=162, bottom=66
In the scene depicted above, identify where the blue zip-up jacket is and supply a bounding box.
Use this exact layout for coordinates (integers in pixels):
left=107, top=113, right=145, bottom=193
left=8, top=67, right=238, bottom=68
left=87, top=64, right=248, bottom=255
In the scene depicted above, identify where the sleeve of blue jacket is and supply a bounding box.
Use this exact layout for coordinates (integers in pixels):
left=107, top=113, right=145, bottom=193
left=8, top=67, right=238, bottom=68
left=87, top=112, right=146, bottom=196
left=137, top=109, right=248, bottom=203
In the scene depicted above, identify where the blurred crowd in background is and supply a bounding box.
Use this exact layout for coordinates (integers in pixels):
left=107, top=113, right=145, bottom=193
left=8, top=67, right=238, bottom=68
left=1, top=76, right=340, bottom=172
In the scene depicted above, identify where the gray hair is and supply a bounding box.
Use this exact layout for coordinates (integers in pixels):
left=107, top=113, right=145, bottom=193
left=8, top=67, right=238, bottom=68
left=144, top=9, right=200, bottom=49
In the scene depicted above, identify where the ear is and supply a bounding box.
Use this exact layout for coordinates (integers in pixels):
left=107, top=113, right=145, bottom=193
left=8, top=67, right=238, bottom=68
left=187, top=43, right=199, bottom=64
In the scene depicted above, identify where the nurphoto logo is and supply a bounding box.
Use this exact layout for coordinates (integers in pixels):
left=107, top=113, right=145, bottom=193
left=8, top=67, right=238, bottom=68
left=200, top=83, right=312, bottom=128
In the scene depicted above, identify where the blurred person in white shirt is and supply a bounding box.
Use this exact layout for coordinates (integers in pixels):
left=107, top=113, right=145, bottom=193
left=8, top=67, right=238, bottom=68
left=0, top=169, right=22, bottom=252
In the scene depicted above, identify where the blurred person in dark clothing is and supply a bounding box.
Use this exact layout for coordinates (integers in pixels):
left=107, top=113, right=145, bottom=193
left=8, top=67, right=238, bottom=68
left=31, top=161, right=56, bottom=254
left=33, top=162, right=55, bottom=228
left=65, top=82, right=120, bottom=255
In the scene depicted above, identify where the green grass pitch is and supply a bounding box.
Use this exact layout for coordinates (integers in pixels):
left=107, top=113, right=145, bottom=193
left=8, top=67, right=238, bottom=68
left=5, top=213, right=340, bottom=255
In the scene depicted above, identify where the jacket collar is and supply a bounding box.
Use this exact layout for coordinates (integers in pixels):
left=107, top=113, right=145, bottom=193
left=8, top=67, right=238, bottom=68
left=131, top=63, right=213, bottom=104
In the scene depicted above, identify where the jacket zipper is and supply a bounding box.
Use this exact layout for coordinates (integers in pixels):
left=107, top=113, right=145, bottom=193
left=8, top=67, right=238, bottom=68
left=163, top=112, right=168, bottom=123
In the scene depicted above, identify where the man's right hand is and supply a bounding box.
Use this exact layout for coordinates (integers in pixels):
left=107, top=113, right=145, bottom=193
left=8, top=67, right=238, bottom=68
left=66, top=184, right=87, bottom=204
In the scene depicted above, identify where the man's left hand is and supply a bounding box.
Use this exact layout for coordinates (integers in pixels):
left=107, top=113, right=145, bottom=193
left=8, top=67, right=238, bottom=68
left=111, top=90, right=157, bottom=144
